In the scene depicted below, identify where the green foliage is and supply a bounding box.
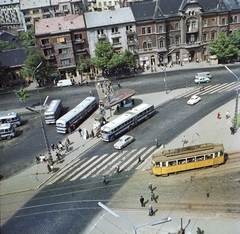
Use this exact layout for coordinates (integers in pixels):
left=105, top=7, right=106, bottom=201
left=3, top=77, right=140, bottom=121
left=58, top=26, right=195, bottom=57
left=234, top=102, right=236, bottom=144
left=14, top=87, right=31, bottom=102
left=77, top=54, right=92, bottom=72
left=92, top=41, right=136, bottom=72
left=0, top=40, right=18, bottom=51
left=209, top=31, right=240, bottom=60
left=18, top=27, right=36, bottom=47
left=231, top=113, right=240, bottom=127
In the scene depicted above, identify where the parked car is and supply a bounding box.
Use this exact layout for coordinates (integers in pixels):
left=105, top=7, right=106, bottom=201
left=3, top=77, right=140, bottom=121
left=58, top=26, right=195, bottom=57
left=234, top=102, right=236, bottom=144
left=114, top=135, right=134, bottom=149
left=194, top=77, right=210, bottom=84
left=187, top=95, right=201, bottom=105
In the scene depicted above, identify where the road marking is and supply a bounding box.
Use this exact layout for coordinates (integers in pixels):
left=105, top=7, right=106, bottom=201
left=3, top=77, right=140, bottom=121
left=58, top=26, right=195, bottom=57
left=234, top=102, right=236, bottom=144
left=70, top=155, right=101, bottom=181
left=135, top=146, right=156, bottom=170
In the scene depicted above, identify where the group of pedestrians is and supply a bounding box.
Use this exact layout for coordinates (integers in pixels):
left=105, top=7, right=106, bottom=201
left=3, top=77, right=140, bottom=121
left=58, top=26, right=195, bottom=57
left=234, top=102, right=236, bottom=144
left=139, top=183, right=158, bottom=216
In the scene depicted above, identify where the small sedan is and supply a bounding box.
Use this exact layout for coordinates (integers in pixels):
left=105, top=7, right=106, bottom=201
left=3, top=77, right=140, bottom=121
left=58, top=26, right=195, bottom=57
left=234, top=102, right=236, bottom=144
left=114, top=135, right=134, bottom=150
left=194, top=77, right=210, bottom=84
left=187, top=95, right=201, bottom=105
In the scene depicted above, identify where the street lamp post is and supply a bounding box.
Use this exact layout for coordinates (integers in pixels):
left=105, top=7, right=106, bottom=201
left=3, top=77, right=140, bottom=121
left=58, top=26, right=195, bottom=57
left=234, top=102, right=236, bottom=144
left=24, top=62, right=53, bottom=163
left=163, top=48, right=174, bottom=94
left=225, top=66, right=239, bottom=132
left=98, top=202, right=171, bottom=234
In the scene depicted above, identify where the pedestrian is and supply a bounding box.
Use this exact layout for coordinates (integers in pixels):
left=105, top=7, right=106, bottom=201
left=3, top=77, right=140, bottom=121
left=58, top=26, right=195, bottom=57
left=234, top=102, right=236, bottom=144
left=65, top=141, right=69, bottom=152
left=182, top=136, right=187, bottom=146
left=155, top=138, right=158, bottom=148
left=91, top=129, right=95, bottom=138
left=58, top=141, right=63, bottom=150
left=151, top=191, right=157, bottom=203
left=36, top=156, right=40, bottom=164
left=116, top=105, right=119, bottom=113
left=56, top=143, right=59, bottom=151
left=230, top=127, right=235, bottom=135
left=97, top=82, right=100, bottom=89
left=138, top=156, right=141, bottom=165
left=47, top=163, right=52, bottom=173
left=148, top=205, right=154, bottom=216
left=226, top=111, right=229, bottom=119
left=50, top=143, right=55, bottom=151
left=103, top=175, right=107, bottom=185
left=86, top=80, right=89, bottom=86
left=56, top=152, right=62, bottom=163
left=117, top=82, right=121, bottom=88
left=140, top=196, right=144, bottom=207
left=197, top=227, right=203, bottom=234
left=78, top=128, right=82, bottom=137
left=217, top=112, right=221, bottom=119
left=148, top=183, right=153, bottom=192
left=66, top=137, right=70, bottom=145
left=116, top=165, right=120, bottom=173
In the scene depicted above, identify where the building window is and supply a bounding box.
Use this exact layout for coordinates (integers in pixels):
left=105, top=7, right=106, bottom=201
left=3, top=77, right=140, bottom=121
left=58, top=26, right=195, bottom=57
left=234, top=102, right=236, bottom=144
left=126, top=25, right=133, bottom=31
left=211, top=18, right=216, bottom=26
left=53, top=6, right=59, bottom=11
left=143, top=42, right=147, bottom=50
left=190, top=34, right=195, bottom=42
left=175, top=36, right=180, bottom=45
left=76, top=44, right=84, bottom=50
left=203, top=19, right=207, bottom=27
left=104, top=2, right=107, bottom=6
left=148, top=41, right=152, bottom=49
left=203, top=33, right=207, bottom=41
left=221, top=18, right=226, bottom=25
left=97, top=29, right=104, bottom=34
left=63, top=5, right=68, bottom=11
left=159, top=25, right=163, bottom=33
left=59, top=48, right=69, bottom=54
left=234, top=16, right=237, bottom=23
left=44, top=49, right=52, bottom=56
left=211, top=32, right=215, bottom=40
left=142, top=27, right=146, bottom=34
left=109, top=1, right=112, bottom=5
left=175, top=23, right=179, bottom=30
left=159, top=39, right=164, bottom=48
left=41, top=38, right=49, bottom=45
left=192, top=21, right=196, bottom=29
left=57, top=37, right=66, bottom=43
left=61, top=59, right=70, bottom=65
left=98, top=2, right=102, bottom=7
left=32, top=9, right=39, bottom=14
left=147, top=27, right=151, bottom=34
left=111, top=27, right=118, bottom=33
left=74, top=34, right=82, bottom=40
left=112, top=38, right=119, bottom=44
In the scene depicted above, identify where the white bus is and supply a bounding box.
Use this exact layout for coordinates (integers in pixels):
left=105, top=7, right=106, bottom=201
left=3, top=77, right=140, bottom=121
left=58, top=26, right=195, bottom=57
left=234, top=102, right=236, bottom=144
left=44, top=99, right=63, bottom=124
left=56, top=97, right=97, bottom=134
left=0, top=112, right=21, bottom=127
left=0, top=123, right=16, bottom=140
left=100, top=103, right=155, bottom=142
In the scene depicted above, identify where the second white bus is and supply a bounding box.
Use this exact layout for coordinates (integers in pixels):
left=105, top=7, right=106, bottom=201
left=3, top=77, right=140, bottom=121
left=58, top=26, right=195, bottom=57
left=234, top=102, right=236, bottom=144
left=56, top=97, right=97, bottom=134
left=44, top=99, right=63, bottom=124
left=100, top=103, right=155, bottom=141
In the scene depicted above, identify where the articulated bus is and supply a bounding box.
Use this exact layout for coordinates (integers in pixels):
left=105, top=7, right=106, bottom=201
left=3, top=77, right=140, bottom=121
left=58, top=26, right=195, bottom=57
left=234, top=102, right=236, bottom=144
left=56, top=97, right=97, bottom=134
left=151, top=143, right=225, bottom=176
left=44, top=99, right=63, bottom=124
left=100, top=103, right=155, bottom=142
left=0, top=112, right=21, bottom=127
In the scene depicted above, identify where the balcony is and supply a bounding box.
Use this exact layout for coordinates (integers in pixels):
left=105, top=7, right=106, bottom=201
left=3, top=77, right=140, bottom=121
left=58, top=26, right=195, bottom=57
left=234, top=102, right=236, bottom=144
left=41, top=43, right=52, bottom=48
left=186, top=27, right=198, bottom=33
left=126, top=29, right=135, bottom=35
left=45, top=54, right=55, bottom=60
left=58, top=63, right=76, bottom=70
left=97, top=34, right=106, bottom=40
left=73, top=38, right=85, bottom=44
left=76, top=48, right=86, bottom=54
left=184, top=42, right=201, bottom=48
left=111, top=32, right=121, bottom=38
left=127, top=40, right=136, bottom=46
left=112, top=42, right=122, bottom=48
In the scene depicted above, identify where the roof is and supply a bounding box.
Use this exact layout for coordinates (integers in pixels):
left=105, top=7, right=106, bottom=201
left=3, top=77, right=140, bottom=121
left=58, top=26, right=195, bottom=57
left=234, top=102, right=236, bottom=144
left=34, top=14, right=85, bottom=35
left=0, top=31, right=16, bottom=42
left=0, top=48, right=27, bottom=68
left=84, top=7, right=135, bottom=28
left=20, top=0, right=51, bottom=10
left=0, top=0, right=19, bottom=5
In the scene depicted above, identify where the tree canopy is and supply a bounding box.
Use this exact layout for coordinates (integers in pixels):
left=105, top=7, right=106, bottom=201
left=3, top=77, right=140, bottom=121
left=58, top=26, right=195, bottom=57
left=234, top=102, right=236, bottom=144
left=18, top=26, right=36, bottom=47
left=0, top=40, right=18, bottom=51
left=209, top=30, right=240, bottom=62
left=91, top=40, right=136, bottom=73
left=14, top=87, right=31, bottom=103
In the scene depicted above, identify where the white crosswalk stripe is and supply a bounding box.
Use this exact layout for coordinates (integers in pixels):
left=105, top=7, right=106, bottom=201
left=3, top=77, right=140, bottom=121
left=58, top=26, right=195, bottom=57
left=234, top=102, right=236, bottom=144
left=48, top=146, right=157, bottom=185
left=176, top=82, right=237, bottom=99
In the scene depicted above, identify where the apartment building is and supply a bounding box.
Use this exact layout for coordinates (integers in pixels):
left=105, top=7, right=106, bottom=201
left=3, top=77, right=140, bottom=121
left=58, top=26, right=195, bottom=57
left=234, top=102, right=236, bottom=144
left=84, top=5, right=137, bottom=58
left=131, top=0, right=240, bottom=68
left=0, top=0, right=25, bottom=31
left=35, top=14, right=88, bottom=79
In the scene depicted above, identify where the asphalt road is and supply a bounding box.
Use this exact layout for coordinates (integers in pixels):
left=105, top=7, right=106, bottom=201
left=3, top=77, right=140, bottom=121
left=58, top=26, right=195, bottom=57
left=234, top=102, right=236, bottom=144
left=0, top=66, right=239, bottom=180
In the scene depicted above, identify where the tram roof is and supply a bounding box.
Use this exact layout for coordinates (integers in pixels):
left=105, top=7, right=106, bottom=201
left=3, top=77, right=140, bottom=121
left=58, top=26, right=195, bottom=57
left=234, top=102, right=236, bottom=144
left=151, top=143, right=224, bottom=162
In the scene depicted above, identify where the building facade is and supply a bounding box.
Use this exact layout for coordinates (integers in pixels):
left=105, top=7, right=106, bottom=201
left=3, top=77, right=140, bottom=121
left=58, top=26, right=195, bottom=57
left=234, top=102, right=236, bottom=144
left=131, top=0, right=240, bottom=68
left=34, top=14, right=89, bottom=79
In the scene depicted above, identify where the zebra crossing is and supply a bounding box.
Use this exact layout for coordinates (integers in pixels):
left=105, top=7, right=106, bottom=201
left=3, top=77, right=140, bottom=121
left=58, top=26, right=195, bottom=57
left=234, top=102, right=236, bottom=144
left=176, top=82, right=237, bottom=99
left=47, top=145, right=157, bottom=185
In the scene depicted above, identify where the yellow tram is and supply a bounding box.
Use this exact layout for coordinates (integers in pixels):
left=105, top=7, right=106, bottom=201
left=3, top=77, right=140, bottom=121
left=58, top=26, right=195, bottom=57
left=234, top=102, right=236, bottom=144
left=151, top=143, right=225, bottom=176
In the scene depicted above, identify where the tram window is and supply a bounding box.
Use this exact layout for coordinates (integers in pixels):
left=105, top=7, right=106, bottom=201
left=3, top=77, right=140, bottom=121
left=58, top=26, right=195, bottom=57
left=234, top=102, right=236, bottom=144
left=178, top=159, right=186, bottom=164
left=219, top=151, right=224, bottom=156
left=196, top=156, right=204, bottom=161
left=187, top=157, right=194, bottom=163
left=205, top=154, right=213, bottom=160
left=168, top=161, right=176, bottom=166
left=156, top=162, right=160, bottom=167
left=162, top=162, right=166, bottom=167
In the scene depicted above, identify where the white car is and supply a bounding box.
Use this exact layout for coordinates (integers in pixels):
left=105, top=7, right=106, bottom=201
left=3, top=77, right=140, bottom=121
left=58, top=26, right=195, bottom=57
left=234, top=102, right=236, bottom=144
left=114, top=135, right=134, bottom=150
left=187, top=95, right=201, bottom=105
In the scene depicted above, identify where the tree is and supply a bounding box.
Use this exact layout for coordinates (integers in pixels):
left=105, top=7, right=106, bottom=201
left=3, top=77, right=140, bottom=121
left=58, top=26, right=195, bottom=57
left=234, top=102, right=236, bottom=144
left=14, top=87, right=31, bottom=103
left=209, top=32, right=239, bottom=62
left=18, top=26, right=36, bottom=47
left=0, top=40, right=18, bottom=51
left=77, top=54, right=92, bottom=82
left=228, top=29, right=240, bottom=58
